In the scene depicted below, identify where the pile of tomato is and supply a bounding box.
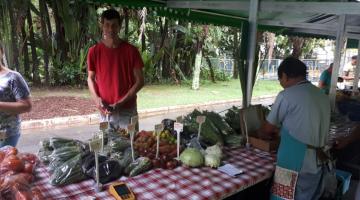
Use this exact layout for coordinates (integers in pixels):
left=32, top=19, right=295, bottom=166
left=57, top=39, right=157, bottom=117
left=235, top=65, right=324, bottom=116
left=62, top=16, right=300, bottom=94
left=0, top=146, right=44, bottom=200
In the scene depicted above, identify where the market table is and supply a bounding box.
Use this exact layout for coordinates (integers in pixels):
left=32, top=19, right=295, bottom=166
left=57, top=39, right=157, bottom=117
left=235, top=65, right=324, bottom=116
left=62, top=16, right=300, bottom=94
left=328, top=113, right=358, bottom=144
left=33, top=147, right=276, bottom=200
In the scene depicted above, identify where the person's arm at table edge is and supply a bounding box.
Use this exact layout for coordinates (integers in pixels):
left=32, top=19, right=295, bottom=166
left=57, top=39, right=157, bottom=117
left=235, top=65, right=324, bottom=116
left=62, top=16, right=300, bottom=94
left=87, top=70, right=106, bottom=114
left=0, top=98, right=31, bottom=114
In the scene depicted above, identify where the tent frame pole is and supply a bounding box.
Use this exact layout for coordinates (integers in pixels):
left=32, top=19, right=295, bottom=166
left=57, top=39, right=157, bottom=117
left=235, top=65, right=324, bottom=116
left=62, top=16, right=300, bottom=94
left=330, top=15, right=346, bottom=111
left=245, top=0, right=259, bottom=107
left=352, top=42, right=360, bottom=95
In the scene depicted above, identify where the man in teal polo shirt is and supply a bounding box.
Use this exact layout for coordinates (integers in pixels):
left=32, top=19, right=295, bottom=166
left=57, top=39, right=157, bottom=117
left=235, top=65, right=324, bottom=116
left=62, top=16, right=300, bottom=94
left=318, top=63, right=333, bottom=94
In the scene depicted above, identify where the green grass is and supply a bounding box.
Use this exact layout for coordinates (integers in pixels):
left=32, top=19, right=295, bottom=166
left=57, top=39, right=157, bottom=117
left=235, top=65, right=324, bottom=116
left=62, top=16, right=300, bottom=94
left=31, top=79, right=282, bottom=110
left=137, top=79, right=281, bottom=109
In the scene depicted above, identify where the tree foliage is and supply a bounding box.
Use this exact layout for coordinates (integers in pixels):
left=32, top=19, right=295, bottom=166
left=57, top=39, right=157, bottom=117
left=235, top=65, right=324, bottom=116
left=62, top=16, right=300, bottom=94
left=0, top=1, right=328, bottom=87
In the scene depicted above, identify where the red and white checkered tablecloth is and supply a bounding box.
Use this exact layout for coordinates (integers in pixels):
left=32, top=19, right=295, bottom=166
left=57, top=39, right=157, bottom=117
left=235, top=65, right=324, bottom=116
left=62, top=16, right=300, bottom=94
left=33, top=147, right=276, bottom=200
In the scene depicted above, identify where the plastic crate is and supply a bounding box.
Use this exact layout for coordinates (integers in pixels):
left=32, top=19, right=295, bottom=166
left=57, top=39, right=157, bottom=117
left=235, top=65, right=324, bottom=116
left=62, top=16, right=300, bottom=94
left=336, top=169, right=352, bottom=194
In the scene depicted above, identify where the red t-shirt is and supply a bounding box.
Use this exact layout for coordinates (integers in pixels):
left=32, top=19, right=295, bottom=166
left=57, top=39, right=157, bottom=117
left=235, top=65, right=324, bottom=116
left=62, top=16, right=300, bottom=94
left=87, top=41, right=144, bottom=109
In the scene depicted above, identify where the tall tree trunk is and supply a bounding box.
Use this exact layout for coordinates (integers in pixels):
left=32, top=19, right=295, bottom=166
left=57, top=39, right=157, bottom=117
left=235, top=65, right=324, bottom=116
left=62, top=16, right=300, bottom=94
left=138, top=8, right=147, bottom=52
left=20, top=26, right=30, bottom=79
left=192, top=25, right=208, bottom=90
left=52, top=0, right=66, bottom=60
left=181, top=22, right=194, bottom=77
left=44, top=0, right=52, bottom=37
left=123, top=8, right=129, bottom=40
left=290, top=36, right=305, bottom=58
left=39, top=0, right=50, bottom=84
left=141, top=32, right=146, bottom=52
left=192, top=47, right=202, bottom=90
left=264, top=32, right=275, bottom=79
left=16, top=1, right=29, bottom=77
left=267, top=32, right=275, bottom=60
left=26, top=5, right=40, bottom=84
left=232, top=29, right=240, bottom=79
left=205, top=56, right=216, bottom=83
left=6, top=0, right=20, bottom=71
left=159, top=17, right=168, bottom=80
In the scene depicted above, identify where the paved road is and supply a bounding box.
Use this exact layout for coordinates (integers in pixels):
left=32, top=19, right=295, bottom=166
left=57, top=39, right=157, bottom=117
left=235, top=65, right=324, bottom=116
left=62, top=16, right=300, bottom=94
left=17, top=97, right=275, bottom=153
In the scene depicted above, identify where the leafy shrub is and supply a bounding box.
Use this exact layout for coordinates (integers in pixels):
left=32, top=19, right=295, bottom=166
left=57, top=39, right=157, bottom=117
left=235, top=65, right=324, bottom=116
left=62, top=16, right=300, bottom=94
left=200, top=67, right=231, bottom=81
left=50, top=61, right=86, bottom=86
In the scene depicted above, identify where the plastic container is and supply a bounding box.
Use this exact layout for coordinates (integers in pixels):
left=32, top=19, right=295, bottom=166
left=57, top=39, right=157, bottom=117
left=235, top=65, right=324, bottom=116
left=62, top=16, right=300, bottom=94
left=336, top=169, right=352, bottom=194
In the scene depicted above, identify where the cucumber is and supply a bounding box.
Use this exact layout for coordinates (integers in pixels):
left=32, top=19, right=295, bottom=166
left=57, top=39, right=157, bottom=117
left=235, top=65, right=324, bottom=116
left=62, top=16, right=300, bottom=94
left=118, top=147, right=137, bottom=169
left=50, top=137, right=79, bottom=149
left=129, top=157, right=152, bottom=177
left=110, top=138, right=131, bottom=153
left=49, top=146, right=81, bottom=163
left=50, top=154, right=87, bottom=186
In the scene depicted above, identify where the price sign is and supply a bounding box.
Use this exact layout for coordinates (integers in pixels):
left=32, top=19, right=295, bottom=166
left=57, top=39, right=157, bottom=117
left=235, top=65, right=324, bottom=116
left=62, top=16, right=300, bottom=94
left=196, top=116, right=206, bottom=124
left=174, top=122, right=183, bottom=160
left=89, top=137, right=103, bottom=152
left=99, top=122, right=108, bottom=131
left=174, top=122, right=183, bottom=133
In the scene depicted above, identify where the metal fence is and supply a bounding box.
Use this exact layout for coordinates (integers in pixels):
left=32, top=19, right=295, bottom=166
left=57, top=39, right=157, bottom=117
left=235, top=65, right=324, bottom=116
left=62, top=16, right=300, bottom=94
left=204, top=57, right=333, bottom=82
left=258, top=59, right=333, bottom=81
left=203, top=58, right=234, bottom=76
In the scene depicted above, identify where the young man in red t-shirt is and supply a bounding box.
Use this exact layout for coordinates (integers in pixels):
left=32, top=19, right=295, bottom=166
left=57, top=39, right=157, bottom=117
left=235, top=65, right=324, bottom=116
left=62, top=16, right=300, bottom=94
left=87, top=9, right=144, bottom=129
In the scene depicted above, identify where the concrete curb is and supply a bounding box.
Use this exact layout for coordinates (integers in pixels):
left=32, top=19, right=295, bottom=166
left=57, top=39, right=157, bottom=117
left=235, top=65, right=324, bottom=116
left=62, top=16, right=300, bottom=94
left=21, top=95, right=275, bottom=130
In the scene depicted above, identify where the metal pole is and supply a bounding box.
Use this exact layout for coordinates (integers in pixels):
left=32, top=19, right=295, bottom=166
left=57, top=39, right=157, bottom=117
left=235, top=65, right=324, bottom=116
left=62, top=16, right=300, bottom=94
left=352, top=42, right=360, bottom=94
left=329, top=15, right=346, bottom=111
left=246, top=0, right=259, bottom=107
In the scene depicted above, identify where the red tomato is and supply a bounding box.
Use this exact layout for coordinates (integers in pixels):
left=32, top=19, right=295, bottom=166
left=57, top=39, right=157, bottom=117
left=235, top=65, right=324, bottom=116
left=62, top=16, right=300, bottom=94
left=0, top=152, right=5, bottom=163
left=0, top=146, right=18, bottom=156
left=31, top=188, right=45, bottom=200
left=15, top=190, right=33, bottom=200
left=15, top=173, right=34, bottom=184
left=151, top=159, right=161, bottom=168
left=166, top=160, right=178, bottom=169
left=23, top=163, right=34, bottom=174
left=4, top=173, right=34, bottom=186
left=18, top=153, right=38, bottom=165
left=1, top=155, right=24, bottom=173
left=0, top=175, right=4, bottom=187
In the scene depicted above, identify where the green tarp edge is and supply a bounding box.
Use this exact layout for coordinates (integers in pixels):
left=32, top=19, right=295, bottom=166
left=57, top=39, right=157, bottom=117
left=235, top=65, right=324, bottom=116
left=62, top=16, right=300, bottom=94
left=92, top=0, right=358, bottom=48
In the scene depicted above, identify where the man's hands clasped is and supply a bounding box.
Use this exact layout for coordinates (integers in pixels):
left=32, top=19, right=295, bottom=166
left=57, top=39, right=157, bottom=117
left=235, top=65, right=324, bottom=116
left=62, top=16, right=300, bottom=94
left=96, top=97, right=126, bottom=115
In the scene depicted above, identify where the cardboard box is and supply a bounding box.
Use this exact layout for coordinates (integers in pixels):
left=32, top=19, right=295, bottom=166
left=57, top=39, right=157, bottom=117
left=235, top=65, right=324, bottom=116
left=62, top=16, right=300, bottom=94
left=239, top=105, right=264, bottom=136
left=249, top=136, right=280, bottom=152
left=239, top=105, right=280, bottom=152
